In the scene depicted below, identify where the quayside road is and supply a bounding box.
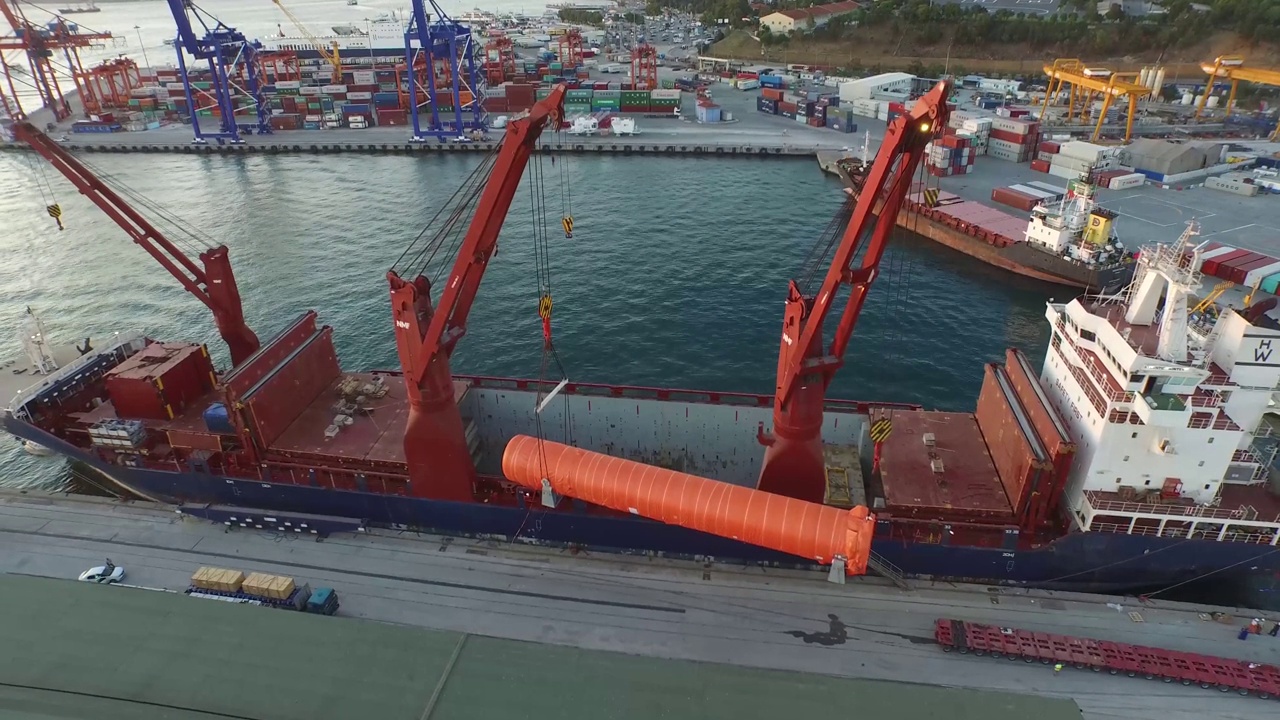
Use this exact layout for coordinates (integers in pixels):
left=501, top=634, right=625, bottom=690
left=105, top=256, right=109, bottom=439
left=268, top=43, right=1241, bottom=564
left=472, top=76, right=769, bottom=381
left=0, top=492, right=1275, bottom=720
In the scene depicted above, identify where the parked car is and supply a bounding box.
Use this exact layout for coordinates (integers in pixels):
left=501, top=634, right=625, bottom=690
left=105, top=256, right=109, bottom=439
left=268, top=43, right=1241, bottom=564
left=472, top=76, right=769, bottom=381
left=78, top=559, right=125, bottom=584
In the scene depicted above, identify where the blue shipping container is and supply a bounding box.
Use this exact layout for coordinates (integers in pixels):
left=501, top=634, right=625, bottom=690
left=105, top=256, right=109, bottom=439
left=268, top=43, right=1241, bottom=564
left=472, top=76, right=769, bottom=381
left=760, top=75, right=783, bottom=89
left=342, top=103, right=371, bottom=114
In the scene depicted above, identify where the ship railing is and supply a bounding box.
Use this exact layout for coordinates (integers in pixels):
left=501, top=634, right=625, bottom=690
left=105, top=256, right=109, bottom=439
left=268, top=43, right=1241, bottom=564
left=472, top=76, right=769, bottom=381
left=1189, top=393, right=1221, bottom=409
left=1186, top=412, right=1239, bottom=431
left=1084, top=490, right=1258, bottom=521
left=456, top=374, right=924, bottom=414
left=1088, top=521, right=1278, bottom=544
left=1053, top=322, right=1133, bottom=404
left=1231, top=448, right=1264, bottom=465
left=7, top=331, right=146, bottom=412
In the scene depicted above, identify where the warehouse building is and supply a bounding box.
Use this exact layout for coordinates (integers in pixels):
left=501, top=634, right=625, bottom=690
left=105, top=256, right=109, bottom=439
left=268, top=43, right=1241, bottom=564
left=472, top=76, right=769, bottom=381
left=1120, top=139, right=1225, bottom=177
left=759, top=1, right=861, bottom=34
left=838, top=72, right=915, bottom=103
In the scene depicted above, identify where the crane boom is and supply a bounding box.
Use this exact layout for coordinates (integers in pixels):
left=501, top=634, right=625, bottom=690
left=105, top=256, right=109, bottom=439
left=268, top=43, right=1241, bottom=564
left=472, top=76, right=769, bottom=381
left=387, top=84, right=567, bottom=502
left=9, top=121, right=260, bottom=365
left=757, top=80, right=951, bottom=503
left=270, top=0, right=341, bottom=83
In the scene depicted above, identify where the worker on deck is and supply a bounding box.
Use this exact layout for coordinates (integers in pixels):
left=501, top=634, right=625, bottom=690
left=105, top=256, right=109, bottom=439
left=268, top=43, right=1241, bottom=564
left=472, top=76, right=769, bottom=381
left=1270, top=621, right=1280, bottom=637
left=1053, top=663, right=1064, bottom=674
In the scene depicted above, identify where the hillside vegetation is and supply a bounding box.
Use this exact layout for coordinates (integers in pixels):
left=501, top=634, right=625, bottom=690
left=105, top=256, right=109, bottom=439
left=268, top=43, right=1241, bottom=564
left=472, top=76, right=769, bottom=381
left=705, top=0, right=1280, bottom=79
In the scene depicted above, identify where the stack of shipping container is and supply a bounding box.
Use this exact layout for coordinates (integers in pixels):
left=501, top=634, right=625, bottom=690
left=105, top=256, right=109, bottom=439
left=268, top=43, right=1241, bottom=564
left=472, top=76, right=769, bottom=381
left=755, top=81, right=856, bottom=133
left=946, top=111, right=991, bottom=157
left=990, top=183, right=1065, bottom=212
left=925, top=134, right=976, bottom=177
left=542, top=87, right=680, bottom=116
left=1198, top=244, right=1280, bottom=293
left=986, top=115, right=1040, bottom=163
left=1047, top=141, right=1119, bottom=180
left=1031, top=139, right=1058, bottom=173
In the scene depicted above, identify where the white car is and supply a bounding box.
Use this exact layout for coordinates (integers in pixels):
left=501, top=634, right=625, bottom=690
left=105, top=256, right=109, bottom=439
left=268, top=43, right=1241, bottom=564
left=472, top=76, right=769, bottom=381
left=78, top=559, right=125, bottom=584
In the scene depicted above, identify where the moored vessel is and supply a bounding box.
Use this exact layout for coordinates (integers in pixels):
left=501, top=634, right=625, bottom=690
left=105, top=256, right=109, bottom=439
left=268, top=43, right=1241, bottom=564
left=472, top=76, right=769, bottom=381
left=828, top=156, right=1134, bottom=292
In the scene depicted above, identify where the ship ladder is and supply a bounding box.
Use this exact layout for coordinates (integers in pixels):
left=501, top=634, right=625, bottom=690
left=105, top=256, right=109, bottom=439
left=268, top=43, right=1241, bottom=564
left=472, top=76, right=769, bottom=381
left=866, top=550, right=912, bottom=591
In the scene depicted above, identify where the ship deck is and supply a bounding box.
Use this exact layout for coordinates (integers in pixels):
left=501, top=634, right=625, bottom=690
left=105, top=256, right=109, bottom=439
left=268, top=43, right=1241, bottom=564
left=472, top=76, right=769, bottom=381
left=871, top=409, right=1014, bottom=520
left=0, top=342, right=88, bottom=407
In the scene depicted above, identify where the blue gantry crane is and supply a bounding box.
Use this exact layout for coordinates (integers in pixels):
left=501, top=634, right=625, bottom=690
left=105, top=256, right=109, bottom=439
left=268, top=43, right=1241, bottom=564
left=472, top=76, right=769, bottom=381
left=405, top=0, right=485, bottom=142
left=165, top=0, right=270, bottom=144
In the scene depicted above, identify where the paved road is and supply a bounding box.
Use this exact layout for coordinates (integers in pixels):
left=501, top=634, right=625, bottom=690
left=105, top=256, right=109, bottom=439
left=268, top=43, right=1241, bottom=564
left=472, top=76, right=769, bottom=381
left=0, top=493, right=1274, bottom=720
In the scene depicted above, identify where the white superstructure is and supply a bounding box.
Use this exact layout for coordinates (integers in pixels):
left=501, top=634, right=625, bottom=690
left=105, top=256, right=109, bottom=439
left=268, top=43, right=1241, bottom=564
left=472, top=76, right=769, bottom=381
left=1024, top=178, right=1127, bottom=267
left=261, top=16, right=408, bottom=54
left=1043, top=227, right=1280, bottom=545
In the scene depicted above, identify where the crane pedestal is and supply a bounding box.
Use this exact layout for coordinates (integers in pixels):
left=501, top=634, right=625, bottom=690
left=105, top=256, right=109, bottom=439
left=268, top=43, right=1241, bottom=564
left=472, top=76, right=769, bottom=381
left=757, top=378, right=828, bottom=504
left=403, top=359, right=478, bottom=503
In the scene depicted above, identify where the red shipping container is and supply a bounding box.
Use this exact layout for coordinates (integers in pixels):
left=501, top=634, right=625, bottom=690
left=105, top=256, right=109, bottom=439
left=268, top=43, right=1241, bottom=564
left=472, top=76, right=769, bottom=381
left=991, top=187, right=1039, bottom=212
left=1228, top=255, right=1276, bottom=284
left=1002, top=348, right=1075, bottom=527
left=1202, top=248, right=1254, bottom=278
left=1038, top=140, right=1060, bottom=154
left=808, top=116, right=823, bottom=127
left=888, top=102, right=905, bottom=113
left=376, top=109, right=408, bottom=126
left=777, top=100, right=796, bottom=114
left=106, top=342, right=215, bottom=421
left=990, top=128, right=1031, bottom=144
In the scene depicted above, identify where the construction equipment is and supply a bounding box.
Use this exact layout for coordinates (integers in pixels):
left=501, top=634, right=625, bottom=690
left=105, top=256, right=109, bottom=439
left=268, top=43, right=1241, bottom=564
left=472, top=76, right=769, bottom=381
left=270, top=0, right=341, bottom=84
left=1196, top=56, right=1280, bottom=141
left=1041, top=58, right=1152, bottom=142
left=756, top=80, right=952, bottom=503
left=6, top=118, right=260, bottom=364
left=385, top=84, right=566, bottom=501
left=1191, top=280, right=1232, bottom=315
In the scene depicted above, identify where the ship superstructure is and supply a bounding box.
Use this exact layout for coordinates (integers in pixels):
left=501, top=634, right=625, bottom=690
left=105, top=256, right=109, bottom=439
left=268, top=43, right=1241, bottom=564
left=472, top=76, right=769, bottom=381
left=1044, top=226, right=1280, bottom=545
left=1024, top=178, right=1128, bottom=269
left=261, top=15, right=409, bottom=60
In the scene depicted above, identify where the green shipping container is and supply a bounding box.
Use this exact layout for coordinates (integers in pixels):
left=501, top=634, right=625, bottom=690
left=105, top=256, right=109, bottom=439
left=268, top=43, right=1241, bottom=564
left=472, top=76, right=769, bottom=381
left=591, top=101, right=620, bottom=110
left=535, top=89, right=552, bottom=100
left=564, top=103, right=591, bottom=115
left=621, top=91, right=650, bottom=104
left=593, top=90, right=621, bottom=99
left=549, top=62, right=562, bottom=71
left=650, top=98, right=680, bottom=107
left=566, top=89, right=593, bottom=100
left=1263, top=272, right=1280, bottom=295
left=660, top=79, right=676, bottom=89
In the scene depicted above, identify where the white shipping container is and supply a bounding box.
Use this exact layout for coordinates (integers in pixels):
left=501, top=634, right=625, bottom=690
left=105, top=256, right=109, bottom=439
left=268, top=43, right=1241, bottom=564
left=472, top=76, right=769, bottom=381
left=1048, top=163, right=1086, bottom=180
left=991, top=116, right=1035, bottom=135
left=737, top=79, right=760, bottom=91
left=347, top=91, right=373, bottom=100
left=352, top=71, right=376, bottom=84
left=321, top=84, right=348, bottom=94
left=304, top=114, right=322, bottom=121
left=1245, top=260, right=1280, bottom=287
left=987, top=137, right=1027, bottom=154
left=1051, top=154, right=1095, bottom=173
left=1057, top=140, right=1108, bottom=163
left=275, top=80, right=302, bottom=90
left=650, top=89, right=681, bottom=100
left=300, top=86, right=322, bottom=96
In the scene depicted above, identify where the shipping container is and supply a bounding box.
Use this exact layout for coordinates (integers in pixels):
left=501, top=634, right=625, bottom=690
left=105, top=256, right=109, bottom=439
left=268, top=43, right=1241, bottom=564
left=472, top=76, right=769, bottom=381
left=1243, top=259, right=1280, bottom=288
left=991, top=187, right=1040, bottom=212
left=1228, top=255, right=1277, bottom=285
left=1202, top=248, right=1253, bottom=278
left=105, top=342, right=215, bottom=421
left=1030, top=158, right=1051, bottom=173
left=1262, top=272, right=1280, bottom=295
left=1001, top=348, right=1074, bottom=526
left=239, top=326, right=341, bottom=448
left=974, top=363, right=1054, bottom=518
left=756, top=97, right=777, bottom=115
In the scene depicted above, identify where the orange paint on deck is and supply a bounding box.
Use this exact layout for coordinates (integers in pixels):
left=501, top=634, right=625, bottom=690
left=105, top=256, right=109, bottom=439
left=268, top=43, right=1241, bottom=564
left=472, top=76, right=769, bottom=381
left=502, top=435, right=875, bottom=575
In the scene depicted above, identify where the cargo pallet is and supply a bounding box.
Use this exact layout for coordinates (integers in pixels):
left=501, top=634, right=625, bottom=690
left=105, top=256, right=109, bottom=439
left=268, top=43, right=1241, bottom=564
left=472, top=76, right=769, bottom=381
left=934, top=618, right=1280, bottom=700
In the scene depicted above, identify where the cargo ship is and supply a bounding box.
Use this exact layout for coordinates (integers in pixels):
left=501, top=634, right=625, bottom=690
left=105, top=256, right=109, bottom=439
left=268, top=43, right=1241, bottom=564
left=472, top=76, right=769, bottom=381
left=829, top=156, right=1134, bottom=293
left=6, top=93, right=1280, bottom=609
left=261, top=16, right=407, bottom=62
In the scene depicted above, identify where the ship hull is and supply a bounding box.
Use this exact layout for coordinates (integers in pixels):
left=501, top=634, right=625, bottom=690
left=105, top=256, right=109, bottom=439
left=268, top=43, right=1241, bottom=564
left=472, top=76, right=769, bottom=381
left=9, top=415, right=1278, bottom=609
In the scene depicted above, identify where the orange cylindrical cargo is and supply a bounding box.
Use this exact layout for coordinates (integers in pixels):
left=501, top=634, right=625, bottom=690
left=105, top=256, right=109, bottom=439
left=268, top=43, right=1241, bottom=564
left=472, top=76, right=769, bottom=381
left=502, top=435, right=875, bottom=575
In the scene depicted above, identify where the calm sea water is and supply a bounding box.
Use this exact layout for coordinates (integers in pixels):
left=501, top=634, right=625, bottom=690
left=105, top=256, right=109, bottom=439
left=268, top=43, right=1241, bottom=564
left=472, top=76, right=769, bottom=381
left=0, top=152, right=1053, bottom=491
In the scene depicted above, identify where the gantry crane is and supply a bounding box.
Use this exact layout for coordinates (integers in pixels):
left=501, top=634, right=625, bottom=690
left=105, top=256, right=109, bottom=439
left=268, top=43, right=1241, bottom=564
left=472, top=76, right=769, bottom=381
left=1041, top=58, right=1151, bottom=142
left=0, top=0, right=111, bottom=120
left=1196, top=56, right=1280, bottom=141
left=166, top=0, right=271, bottom=143
left=756, top=80, right=951, bottom=503
left=483, top=34, right=515, bottom=85
left=556, top=28, right=583, bottom=68
left=405, top=0, right=486, bottom=142
left=385, top=84, right=565, bottom=501
left=3, top=115, right=260, bottom=365
left=270, top=0, right=341, bottom=84
left=630, top=43, right=657, bottom=91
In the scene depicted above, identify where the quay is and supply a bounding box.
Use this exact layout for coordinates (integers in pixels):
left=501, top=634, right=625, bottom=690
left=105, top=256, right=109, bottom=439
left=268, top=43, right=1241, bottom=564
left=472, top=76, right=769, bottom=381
left=0, top=490, right=1274, bottom=720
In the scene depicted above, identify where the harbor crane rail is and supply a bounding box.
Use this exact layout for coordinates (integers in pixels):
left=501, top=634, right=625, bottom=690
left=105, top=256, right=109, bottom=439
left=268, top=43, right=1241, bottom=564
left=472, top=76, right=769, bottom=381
left=1041, top=58, right=1150, bottom=142
left=385, top=84, right=566, bottom=502
left=3, top=117, right=260, bottom=365
left=756, top=80, right=951, bottom=503
left=1195, top=56, right=1280, bottom=141
left=269, top=0, right=341, bottom=84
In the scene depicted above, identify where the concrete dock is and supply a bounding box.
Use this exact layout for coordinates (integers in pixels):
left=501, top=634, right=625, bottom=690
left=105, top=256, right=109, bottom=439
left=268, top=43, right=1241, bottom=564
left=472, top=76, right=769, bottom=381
left=1, top=492, right=1275, bottom=720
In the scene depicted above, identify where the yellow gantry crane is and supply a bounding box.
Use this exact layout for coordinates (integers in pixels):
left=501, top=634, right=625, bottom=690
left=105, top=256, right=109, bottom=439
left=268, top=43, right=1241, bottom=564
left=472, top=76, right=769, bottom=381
left=1041, top=58, right=1152, bottom=142
left=1195, top=56, right=1280, bottom=141
left=271, top=0, right=342, bottom=84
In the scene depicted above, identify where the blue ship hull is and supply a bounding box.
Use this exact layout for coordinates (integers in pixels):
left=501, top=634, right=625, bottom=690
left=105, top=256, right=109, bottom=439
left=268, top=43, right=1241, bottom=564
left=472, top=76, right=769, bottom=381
left=9, top=416, right=1279, bottom=608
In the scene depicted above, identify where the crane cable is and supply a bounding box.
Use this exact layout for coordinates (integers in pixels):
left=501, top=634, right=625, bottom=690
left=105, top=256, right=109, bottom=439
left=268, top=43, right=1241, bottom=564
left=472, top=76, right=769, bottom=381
left=15, top=141, right=62, bottom=230
left=528, top=143, right=574, bottom=484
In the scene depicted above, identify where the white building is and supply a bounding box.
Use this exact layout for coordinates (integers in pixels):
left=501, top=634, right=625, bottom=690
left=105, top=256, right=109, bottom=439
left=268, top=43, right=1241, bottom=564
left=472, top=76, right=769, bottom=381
left=1041, top=227, right=1280, bottom=545
left=838, top=72, right=914, bottom=103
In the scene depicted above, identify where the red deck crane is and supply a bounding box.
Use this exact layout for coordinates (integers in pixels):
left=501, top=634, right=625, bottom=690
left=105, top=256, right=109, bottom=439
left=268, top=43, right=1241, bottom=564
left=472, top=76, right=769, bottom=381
left=7, top=120, right=260, bottom=365
left=756, top=80, right=952, bottom=503
left=387, top=84, right=568, bottom=502
left=0, top=1, right=112, bottom=120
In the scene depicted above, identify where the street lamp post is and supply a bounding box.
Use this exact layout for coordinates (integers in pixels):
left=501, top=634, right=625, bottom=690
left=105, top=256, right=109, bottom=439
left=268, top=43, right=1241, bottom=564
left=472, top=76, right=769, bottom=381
left=133, top=25, right=152, bottom=72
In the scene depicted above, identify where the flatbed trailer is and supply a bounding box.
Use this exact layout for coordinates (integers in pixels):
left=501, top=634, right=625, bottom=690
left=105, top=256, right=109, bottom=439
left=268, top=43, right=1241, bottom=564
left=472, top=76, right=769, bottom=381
left=934, top=618, right=1280, bottom=700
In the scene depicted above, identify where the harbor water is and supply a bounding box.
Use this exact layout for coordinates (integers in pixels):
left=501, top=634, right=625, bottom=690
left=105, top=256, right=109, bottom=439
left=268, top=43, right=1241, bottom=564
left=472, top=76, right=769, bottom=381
left=0, top=153, right=1054, bottom=492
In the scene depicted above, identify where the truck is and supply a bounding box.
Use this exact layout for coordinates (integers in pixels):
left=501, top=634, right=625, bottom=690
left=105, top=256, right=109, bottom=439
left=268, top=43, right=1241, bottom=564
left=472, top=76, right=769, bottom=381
left=185, top=567, right=340, bottom=615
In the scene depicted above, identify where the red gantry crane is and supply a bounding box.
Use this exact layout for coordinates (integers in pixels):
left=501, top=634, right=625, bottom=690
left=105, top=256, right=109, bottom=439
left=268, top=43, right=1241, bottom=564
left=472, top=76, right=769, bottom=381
left=6, top=119, right=260, bottom=365
left=0, top=0, right=112, bottom=120
left=386, top=84, right=568, bottom=502
left=756, top=80, right=951, bottom=503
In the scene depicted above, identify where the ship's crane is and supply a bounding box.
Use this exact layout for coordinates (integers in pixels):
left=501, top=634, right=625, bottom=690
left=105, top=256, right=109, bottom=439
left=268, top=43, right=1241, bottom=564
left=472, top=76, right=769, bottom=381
left=165, top=0, right=272, bottom=143
left=5, top=118, right=260, bottom=365
left=386, top=84, right=567, bottom=502
left=269, top=0, right=341, bottom=84
left=0, top=0, right=112, bottom=120
left=756, top=80, right=951, bottom=503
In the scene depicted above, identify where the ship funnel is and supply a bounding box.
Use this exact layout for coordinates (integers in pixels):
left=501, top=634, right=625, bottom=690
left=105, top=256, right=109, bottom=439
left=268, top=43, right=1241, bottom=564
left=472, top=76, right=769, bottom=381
left=501, top=435, right=876, bottom=578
